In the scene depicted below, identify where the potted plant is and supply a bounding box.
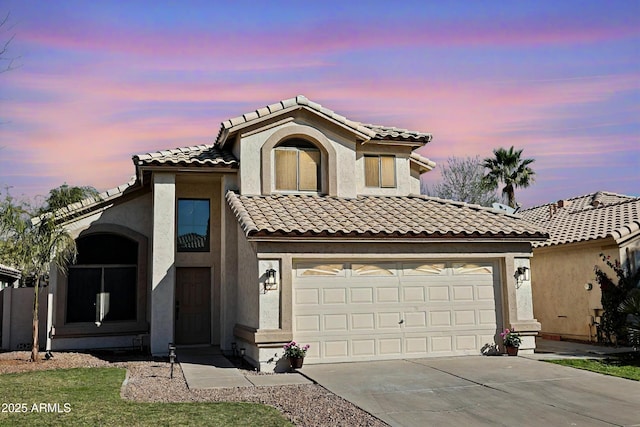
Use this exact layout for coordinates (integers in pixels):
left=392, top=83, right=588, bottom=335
left=500, top=328, right=521, bottom=356
left=283, top=341, right=310, bottom=369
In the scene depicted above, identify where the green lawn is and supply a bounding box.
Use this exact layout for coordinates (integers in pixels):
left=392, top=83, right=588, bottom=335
left=548, top=355, right=640, bottom=381
left=0, top=368, right=292, bottom=426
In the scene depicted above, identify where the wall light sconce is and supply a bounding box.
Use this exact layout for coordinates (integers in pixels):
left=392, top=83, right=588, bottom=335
left=514, top=266, right=530, bottom=285
left=263, top=268, right=278, bottom=292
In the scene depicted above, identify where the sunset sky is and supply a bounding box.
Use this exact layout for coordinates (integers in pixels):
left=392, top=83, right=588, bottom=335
left=1, top=1, right=638, bottom=207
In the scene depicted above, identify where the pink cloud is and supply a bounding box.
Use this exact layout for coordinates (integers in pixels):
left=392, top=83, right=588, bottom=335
left=20, top=14, right=639, bottom=62
left=2, top=56, right=638, bottom=201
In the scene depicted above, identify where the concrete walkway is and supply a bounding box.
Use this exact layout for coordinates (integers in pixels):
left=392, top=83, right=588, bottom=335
left=177, top=347, right=312, bottom=389
left=526, top=337, right=635, bottom=360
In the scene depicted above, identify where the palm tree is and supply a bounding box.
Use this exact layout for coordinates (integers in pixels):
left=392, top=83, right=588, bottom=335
left=482, top=146, right=535, bottom=209
left=0, top=191, right=76, bottom=362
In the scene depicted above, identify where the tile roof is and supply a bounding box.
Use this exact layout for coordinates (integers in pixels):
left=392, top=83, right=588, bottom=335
left=133, top=144, right=238, bottom=168
left=131, top=97, right=432, bottom=171
left=216, top=95, right=433, bottom=146
left=521, top=191, right=640, bottom=248
left=410, top=152, right=437, bottom=172
left=48, top=178, right=141, bottom=223
left=226, top=192, right=547, bottom=240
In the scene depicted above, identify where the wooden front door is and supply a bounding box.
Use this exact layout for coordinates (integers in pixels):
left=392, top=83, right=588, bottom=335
left=175, top=267, right=211, bottom=345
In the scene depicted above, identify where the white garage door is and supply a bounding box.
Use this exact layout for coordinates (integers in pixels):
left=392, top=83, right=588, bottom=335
left=293, top=261, right=502, bottom=363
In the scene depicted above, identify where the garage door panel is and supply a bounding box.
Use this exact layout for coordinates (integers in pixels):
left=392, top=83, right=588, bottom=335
left=324, top=340, right=349, bottom=358
left=431, top=336, right=453, bottom=352
left=350, top=288, right=374, bottom=303
left=430, top=311, right=452, bottom=326
left=428, top=286, right=450, bottom=302
left=379, top=338, right=402, bottom=355
left=404, top=311, right=427, bottom=327
left=295, top=289, right=319, bottom=304
left=454, top=310, right=476, bottom=326
left=405, top=336, right=428, bottom=353
left=293, top=261, right=501, bottom=363
left=322, top=288, right=347, bottom=304
left=296, top=315, right=320, bottom=332
left=455, top=335, right=477, bottom=350
left=351, top=313, right=375, bottom=330
left=453, top=286, right=474, bottom=301
left=352, top=339, right=376, bottom=356
left=378, top=312, right=402, bottom=329
left=324, top=314, right=348, bottom=331
left=377, top=287, right=400, bottom=302
left=403, top=286, right=425, bottom=302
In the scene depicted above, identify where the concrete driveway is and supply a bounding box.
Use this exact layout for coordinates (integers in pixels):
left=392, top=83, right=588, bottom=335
left=301, top=356, right=640, bottom=426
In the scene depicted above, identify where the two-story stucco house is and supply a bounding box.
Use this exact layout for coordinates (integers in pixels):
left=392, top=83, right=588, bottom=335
left=47, top=96, right=546, bottom=370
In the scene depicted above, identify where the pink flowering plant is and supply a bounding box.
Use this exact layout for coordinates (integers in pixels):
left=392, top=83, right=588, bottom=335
left=283, top=341, right=310, bottom=358
left=500, top=328, right=521, bottom=348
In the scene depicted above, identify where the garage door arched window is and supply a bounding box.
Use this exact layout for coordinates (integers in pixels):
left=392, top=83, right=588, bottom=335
left=66, top=234, right=137, bottom=324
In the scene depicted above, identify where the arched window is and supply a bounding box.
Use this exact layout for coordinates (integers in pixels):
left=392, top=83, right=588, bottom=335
left=274, top=139, right=320, bottom=192
left=66, top=234, right=137, bottom=323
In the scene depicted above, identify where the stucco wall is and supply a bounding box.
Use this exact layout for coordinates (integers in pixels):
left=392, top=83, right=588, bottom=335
left=64, top=191, right=153, bottom=240
left=531, top=239, right=618, bottom=341
left=234, top=110, right=421, bottom=199
left=242, top=114, right=354, bottom=197
left=236, top=225, right=259, bottom=328
left=1, top=287, right=48, bottom=350
left=220, top=177, right=239, bottom=348
left=150, top=173, right=176, bottom=355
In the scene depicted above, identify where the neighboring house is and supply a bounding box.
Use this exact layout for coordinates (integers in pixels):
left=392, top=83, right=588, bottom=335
left=521, top=192, right=640, bottom=342
left=46, top=95, right=546, bottom=370
left=0, top=264, right=20, bottom=289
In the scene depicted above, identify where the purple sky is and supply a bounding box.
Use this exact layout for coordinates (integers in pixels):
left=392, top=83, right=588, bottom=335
left=1, top=1, right=638, bottom=207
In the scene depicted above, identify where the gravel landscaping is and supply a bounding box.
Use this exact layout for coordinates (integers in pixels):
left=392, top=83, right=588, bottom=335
left=0, top=351, right=387, bottom=426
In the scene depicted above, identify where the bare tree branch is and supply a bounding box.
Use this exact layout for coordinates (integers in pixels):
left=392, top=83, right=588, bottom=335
left=0, top=12, right=21, bottom=73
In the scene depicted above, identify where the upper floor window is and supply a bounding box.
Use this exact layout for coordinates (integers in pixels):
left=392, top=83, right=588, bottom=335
left=274, top=140, right=320, bottom=192
left=365, top=155, right=396, bottom=188
left=177, top=199, right=210, bottom=252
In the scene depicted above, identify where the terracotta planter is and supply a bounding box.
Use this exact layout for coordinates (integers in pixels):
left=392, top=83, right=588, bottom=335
left=289, top=356, right=304, bottom=369
left=506, top=345, right=519, bottom=356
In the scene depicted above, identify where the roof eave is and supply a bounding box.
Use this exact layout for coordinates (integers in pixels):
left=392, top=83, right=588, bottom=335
left=217, top=105, right=374, bottom=147
left=612, top=221, right=640, bottom=245
left=409, top=152, right=437, bottom=172
left=244, top=230, right=548, bottom=241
